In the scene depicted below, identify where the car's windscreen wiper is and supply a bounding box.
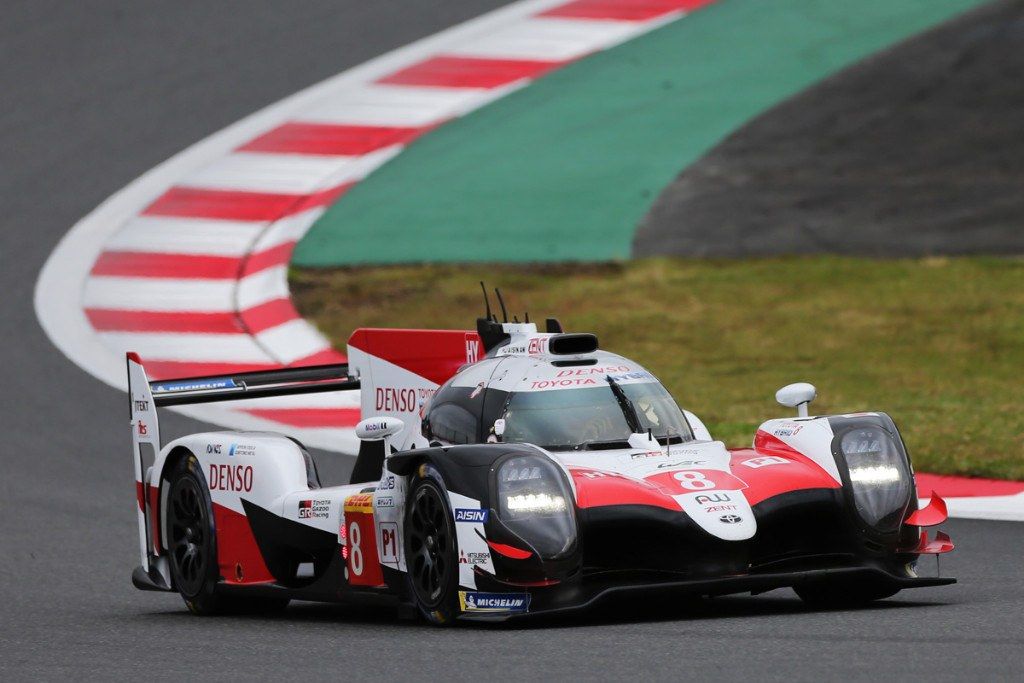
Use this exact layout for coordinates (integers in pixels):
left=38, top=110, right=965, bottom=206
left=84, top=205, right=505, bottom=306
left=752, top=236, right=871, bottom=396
left=606, top=375, right=642, bottom=434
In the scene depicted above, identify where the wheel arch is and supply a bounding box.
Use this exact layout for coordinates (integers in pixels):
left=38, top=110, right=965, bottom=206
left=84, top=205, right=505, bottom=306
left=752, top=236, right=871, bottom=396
left=155, top=445, right=198, bottom=553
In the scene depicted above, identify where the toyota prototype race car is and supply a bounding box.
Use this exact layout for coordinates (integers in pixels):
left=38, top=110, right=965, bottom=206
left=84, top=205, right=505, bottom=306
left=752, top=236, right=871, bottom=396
left=127, top=289, right=955, bottom=624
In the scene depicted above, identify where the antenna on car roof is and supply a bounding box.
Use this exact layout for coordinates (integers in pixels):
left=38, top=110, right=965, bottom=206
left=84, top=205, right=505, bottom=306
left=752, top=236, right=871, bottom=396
left=495, top=288, right=509, bottom=323
left=524, top=311, right=530, bottom=324
left=479, top=281, right=494, bottom=322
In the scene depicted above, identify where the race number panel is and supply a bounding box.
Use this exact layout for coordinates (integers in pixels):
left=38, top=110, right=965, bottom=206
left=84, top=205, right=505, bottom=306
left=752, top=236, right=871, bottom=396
left=343, top=494, right=384, bottom=587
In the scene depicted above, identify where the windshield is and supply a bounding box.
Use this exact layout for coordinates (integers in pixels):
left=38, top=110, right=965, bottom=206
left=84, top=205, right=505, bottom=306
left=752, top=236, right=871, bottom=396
left=501, top=381, right=694, bottom=450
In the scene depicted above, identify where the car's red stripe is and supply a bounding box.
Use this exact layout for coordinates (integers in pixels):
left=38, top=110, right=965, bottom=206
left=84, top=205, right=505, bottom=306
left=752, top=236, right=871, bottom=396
left=539, top=0, right=713, bottom=21
left=377, top=55, right=565, bottom=89
left=142, top=183, right=354, bottom=221
left=729, top=446, right=840, bottom=507
left=237, top=121, right=432, bottom=156
left=211, top=502, right=276, bottom=584
left=347, top=328, right=478, bottom=386
left=148, top=484, right=161, bottom=553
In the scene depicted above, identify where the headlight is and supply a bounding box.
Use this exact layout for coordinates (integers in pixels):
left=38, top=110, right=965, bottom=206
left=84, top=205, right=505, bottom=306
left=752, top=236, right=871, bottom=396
left=496, top=454, right=576, bottom=559
left=839, top=426, right=912, bottom=533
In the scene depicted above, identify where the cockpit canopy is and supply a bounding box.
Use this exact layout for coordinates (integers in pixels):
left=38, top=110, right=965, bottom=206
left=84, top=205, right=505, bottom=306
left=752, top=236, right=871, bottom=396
left=423, top=351, right=694, bottom=450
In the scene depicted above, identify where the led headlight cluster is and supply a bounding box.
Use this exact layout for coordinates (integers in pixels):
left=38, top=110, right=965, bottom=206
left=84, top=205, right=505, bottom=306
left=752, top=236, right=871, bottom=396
left=496, top=454, right=576, bottom=559
left=839, top=426, right=912, bottom=533
left=506, top=492, right=567, bottom=514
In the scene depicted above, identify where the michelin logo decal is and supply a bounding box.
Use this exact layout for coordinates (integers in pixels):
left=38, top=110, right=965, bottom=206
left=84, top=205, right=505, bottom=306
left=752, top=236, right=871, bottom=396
left=459, top=591, right=530, bottom=613
left=151, top=378, right=237, bottom=393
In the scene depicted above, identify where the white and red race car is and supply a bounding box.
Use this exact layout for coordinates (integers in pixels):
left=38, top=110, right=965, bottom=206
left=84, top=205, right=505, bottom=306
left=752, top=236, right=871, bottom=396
left=128, top=294, right=954, bottom=623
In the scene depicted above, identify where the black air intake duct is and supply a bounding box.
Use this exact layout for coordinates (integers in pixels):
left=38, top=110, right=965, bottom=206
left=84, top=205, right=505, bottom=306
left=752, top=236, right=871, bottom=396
left=548, top=333, right=598, bottom=355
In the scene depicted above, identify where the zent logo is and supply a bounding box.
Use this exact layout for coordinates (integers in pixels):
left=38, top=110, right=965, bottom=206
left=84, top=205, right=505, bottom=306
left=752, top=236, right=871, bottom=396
left=454, top=508, right=489, bottom=523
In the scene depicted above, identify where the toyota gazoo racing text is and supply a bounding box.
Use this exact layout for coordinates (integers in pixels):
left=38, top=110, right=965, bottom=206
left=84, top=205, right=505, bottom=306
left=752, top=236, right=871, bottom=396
left=127, top=292, right=955, bottom=623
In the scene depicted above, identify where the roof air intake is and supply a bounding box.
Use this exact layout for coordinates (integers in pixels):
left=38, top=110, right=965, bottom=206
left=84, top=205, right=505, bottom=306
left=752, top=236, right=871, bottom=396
left=548, top=333, right=598, bottom=355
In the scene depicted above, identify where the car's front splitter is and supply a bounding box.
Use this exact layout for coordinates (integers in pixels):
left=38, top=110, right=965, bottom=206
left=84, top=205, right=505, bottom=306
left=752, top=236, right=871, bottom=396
left=457, top=565, right=954, bottom=623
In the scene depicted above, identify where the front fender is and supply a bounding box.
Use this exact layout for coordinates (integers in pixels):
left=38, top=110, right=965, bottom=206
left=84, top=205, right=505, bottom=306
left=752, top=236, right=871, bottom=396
left=389, top=444, right=581, bottom=586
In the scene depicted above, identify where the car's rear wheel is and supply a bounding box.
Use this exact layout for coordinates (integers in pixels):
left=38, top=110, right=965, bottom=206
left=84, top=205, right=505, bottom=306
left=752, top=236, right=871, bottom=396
left=167, top=455, right=223, bottom=614
left=404, top=468, right=459, bottom=625
left=166, top=454, right=288, bottom=615
left=794, top=579, right=900, bottom=608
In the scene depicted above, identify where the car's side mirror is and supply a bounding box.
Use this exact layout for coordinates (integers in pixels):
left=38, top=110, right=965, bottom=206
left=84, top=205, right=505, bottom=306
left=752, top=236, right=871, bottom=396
left=356, top=417, right=405, bottom=441
left=776, top=383, right=816, bottom=417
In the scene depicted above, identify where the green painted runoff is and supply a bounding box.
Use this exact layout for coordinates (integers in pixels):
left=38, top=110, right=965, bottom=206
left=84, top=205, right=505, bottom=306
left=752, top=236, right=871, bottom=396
left=293, top=0, right=987, bottom=266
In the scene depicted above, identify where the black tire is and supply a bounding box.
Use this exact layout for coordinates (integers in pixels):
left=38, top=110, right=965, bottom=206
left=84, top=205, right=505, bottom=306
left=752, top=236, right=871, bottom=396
left=794, top=580, right=900, bottom=608
left=166, top=454, right=223, bottom=614
left=166, top=454, right=289, bottom=615
left=403, top=468, right=460, bottom=625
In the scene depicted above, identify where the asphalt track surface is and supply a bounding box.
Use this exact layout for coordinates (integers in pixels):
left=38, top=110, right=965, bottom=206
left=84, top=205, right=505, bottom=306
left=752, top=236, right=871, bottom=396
left=2, top=2, right=1022, bottom=680
left=635, top=0, right=1024, bottom=258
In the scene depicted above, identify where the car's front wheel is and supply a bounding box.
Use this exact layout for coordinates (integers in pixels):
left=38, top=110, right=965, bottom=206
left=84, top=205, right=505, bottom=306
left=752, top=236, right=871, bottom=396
left=403, top=466, right=459, bottom=625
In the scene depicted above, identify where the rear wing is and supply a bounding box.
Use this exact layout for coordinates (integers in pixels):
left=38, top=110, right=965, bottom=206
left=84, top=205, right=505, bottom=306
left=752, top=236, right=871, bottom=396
left=125, top=352, right=360, bottom=588
left=128, top=353, right=359, bottom=453
left=148, top=362, right=359, bottom=407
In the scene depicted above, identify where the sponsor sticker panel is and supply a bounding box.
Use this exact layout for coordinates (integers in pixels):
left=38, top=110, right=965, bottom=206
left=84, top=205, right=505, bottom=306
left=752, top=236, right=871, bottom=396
left=459, top=591, right=530, bottom=613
